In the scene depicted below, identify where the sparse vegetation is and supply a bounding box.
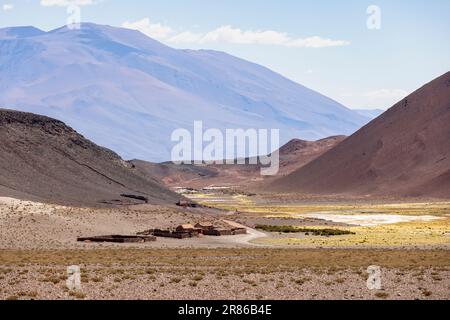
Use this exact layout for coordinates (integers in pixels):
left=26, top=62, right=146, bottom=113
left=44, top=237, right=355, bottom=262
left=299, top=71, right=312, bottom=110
left=0, top=242, right=448, bottom=300
left=294, top=277, right=311, bottom=286
left=421, top=289, right=433, bottom=297
left=255, top=225, right=356, bottom=236
left=170, top=277, right=182, bottom=284
left=17, top=291, right=38, bottom=298
left=243, top=279, right=257, bottom=287
left=69, top=291, right=86, bottom=299
left=41, top=276, right=61, bottom=284
left=191, top=275, right=204, bottom=282
left=91, top=276, right=103, bottom=283
left=375, top=292, right=390, bottom=299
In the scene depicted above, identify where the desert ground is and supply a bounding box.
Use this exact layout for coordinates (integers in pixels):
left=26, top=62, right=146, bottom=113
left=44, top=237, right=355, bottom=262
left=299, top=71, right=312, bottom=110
left=1, top=249, right=449, bottom=300
left=0, top=189, right=449, bottom=300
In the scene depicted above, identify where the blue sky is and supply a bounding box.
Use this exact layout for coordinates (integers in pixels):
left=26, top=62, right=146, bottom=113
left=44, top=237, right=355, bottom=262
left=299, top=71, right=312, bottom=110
left=1, top=0, right=449, bottom=110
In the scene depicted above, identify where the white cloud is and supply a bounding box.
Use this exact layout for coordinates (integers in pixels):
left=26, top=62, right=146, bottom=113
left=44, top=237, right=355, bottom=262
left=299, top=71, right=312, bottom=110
left=122, top=18, right=173, bottom=41
left=170, top=25, right=350, bottom=48
left=40, top=0, right=96, bottom=7
left=286, top=36, right=350, bottom=48
left=122, top=19, right=350, bottom=48
left=2, top=4, right=14, bottom=11
left=188, top=26, right=290, bottom=45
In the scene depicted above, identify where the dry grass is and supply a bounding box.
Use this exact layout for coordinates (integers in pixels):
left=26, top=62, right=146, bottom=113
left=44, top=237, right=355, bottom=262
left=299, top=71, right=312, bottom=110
left=185, top=192, right=450, bottom=247
left=375, top=292, right=390, bottom=299
left=188, top=191, right=450, bottom=217
left=69, top=290, right=86, bottom=299
left=258, top=218, right=450, bottom=247
left=1, top=256, right=448, bottom=300
left=0, top=249, right=448, bottom=270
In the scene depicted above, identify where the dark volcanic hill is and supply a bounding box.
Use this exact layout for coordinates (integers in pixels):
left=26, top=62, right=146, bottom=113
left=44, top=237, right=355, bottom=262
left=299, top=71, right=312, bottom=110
left=0, top=109, right=180, bottom=206
left=132, top=135, right=345, bottom=188
left=269, top=72, right=450, bottom=199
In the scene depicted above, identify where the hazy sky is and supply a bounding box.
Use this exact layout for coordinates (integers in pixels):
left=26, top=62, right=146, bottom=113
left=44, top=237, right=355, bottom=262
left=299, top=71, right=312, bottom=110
left=1, top=0, right=449, bottom=110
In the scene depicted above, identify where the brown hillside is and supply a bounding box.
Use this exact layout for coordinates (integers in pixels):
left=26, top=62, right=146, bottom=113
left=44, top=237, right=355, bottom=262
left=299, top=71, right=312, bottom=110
left=270, top=72, right=450, bottom=199
left=0, top=109, right=180, bottom=206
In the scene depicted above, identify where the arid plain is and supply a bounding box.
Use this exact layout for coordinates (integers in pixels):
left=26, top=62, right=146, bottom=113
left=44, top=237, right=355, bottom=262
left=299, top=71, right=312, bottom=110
left=1, top=190, right=449, bottom=300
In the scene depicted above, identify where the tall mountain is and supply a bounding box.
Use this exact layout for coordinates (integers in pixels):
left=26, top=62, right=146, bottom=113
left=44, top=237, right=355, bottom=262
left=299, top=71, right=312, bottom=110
left=0, top=23, right=368, bottom=162
left=269, top=72, right=450, bottom=199
left=0, top=109, right=180, bottom=206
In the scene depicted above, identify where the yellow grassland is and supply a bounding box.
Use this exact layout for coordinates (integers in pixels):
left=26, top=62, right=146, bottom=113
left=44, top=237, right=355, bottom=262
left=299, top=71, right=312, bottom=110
left=187, top=192, right=450, bottom=247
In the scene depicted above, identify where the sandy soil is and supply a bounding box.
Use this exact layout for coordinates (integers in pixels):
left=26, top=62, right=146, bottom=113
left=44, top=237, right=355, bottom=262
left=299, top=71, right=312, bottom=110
left=1, top=266, right=449, bottom=300
left=0, top=197, right=231, bottom=249
left=0, top=249, right=448, bottom=300
left=0, top=197, right=276, bottom=249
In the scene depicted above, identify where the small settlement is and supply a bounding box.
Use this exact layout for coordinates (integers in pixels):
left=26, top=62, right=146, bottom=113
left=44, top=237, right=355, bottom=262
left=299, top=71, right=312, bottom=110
left=77, top=234, right=156, bottom=243
left=77, top=196, right=246, bottom=243
left=78, top=221, right=247, bottom=243
left=141, top=221, right=247, bottom=239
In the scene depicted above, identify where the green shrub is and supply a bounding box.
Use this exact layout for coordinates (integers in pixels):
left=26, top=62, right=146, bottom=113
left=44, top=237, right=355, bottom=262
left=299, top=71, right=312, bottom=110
left=255, top=225, right=355, bottom=236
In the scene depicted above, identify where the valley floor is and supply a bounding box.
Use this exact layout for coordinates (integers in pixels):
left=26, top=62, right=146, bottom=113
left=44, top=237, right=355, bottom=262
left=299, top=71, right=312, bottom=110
left=0, top=194, right=449, bottom=300
left=184, top=189, right=450, bottom=249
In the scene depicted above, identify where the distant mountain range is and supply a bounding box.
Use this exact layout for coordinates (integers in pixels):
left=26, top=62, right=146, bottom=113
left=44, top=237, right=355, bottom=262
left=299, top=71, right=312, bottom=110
left=132, top=135, right=346, bottom=188
left=0, top=23, right=370, bottom=162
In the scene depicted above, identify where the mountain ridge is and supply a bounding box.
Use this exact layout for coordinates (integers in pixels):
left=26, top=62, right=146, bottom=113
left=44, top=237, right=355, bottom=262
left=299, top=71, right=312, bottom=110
left=132, top=135, right=346, bottom=188
left=0, top=23, right=368, bottom=162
